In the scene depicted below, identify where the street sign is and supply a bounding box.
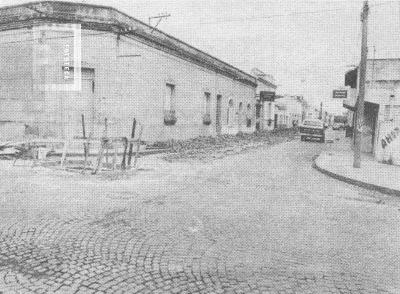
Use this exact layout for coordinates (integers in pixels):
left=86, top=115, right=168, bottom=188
left=333, top=90, right=347, bottom=99
left=260, top=91, right=275, bottom=101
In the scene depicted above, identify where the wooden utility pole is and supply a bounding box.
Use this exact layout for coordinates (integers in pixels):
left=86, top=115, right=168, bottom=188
left=353, top=0, right=369, bottom=168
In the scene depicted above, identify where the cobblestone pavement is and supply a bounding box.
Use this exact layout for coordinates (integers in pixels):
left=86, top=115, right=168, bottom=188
left=0, top=133, right=400, bottom=293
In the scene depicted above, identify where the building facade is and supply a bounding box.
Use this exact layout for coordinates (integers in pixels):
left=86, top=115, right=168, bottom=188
left=344, top=59, right=400, bottom=164
left=275, top=95, right=304, bottom=128
left=252, top=68, right=277, bottom=131
left=0, top=2, right=257, bottom=142
left=274, top=102, right=288, bottom=129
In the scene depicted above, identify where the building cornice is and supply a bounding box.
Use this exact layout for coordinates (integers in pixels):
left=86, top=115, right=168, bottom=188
left=0, top=1, right=257, bottom=88
left=257, top=77, right=277, bottom=89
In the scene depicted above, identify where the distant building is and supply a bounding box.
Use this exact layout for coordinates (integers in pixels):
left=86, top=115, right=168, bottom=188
left=0, top=1, right=257, bottom=142
left=344, top=58, right=400, bottom=164
left=252, top=68, right=277, bottom=131
left=275, top=95, right=304, bottom=127
left=274, top=102, right=288, bottom=128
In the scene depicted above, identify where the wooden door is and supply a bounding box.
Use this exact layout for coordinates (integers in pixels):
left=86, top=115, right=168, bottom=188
left=63, top=68, right=95, bottom=139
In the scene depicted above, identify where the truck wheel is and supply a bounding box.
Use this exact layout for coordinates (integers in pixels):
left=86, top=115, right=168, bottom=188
left=320, top=136, right=325, bottom=143
left=301, top=136, right=305, bottom=141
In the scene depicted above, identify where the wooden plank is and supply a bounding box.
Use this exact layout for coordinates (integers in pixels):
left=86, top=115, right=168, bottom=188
left=121, top=137, right=128, bottom=170
left=73, top=136, right=101, bottom=141
left=73, top=137, right=136, bottom=143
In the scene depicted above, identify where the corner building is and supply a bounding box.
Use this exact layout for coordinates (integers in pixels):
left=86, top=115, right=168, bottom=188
left=0, top=1, right=257, bottom=142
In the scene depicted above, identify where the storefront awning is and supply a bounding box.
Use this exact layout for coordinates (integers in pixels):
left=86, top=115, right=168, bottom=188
left=260, top=91, right=275, bottom=102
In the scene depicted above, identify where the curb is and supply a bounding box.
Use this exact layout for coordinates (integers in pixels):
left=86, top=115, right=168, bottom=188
left=312, top=154, right=400, bottom=197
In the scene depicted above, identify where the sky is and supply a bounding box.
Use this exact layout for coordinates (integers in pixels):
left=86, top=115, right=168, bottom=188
left=1, top=0, right=400, bottom=114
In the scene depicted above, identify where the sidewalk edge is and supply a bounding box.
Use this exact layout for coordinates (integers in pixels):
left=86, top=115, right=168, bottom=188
left=312, top=154, right=400, bottom=197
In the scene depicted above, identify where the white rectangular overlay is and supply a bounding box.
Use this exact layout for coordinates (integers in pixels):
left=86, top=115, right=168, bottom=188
left=33, top=23, right=82, bottom=92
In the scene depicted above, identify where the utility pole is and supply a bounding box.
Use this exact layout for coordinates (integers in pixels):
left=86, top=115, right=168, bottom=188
left=371, top=45, right=376, bottom=89
left=353, top=0, right=369, bottom=168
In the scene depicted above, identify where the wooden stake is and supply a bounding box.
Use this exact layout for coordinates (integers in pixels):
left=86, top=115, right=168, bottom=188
left=93, top=138, right=106, bottom=175
left=60, top=141, right=68, bottom=168
left=133, top=125, right=143, bottom=169
left=121, top=137, right=128, bottom=170
left=81, top=114, right=88, bottom=161
left=127, top=118, right=137, bottom=166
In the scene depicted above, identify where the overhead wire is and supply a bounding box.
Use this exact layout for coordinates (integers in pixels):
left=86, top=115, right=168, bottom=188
left=0, top=2, right=394, bottom=72
left=161, top=1, right=396, bottom=27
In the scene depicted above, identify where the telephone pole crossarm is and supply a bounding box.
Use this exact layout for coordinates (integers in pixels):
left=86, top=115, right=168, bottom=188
left=148, top=13, right=171, bottom=32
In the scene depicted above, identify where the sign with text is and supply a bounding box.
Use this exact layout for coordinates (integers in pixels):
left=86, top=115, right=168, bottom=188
left=332, top=90, right=347, bottom=99
left=260, top=91, right=275, bottom=102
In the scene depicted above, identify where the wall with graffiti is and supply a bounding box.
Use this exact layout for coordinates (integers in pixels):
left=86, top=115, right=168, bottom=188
left=375, top=121, right=400, bottom=165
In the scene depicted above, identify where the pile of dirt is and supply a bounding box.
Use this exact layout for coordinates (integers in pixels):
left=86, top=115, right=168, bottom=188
left=161, top=128, right=298, bottom=162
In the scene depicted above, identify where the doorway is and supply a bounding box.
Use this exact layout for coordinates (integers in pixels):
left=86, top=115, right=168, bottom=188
left=63, top=68, right=96, bottom=139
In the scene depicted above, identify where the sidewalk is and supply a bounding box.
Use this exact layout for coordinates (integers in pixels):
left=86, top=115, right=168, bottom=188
left=314, top=141, right=400, bottom=196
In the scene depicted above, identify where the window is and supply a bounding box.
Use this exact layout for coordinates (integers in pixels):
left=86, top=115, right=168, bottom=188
left=238, top=102, right=243, bottom=124
left=205, top=92, right=211, bottom=115
left=165, top=83, right=175, bottom=112
left=227, top=99, right=234, bottom=125
left=246, top=104, right=252, bottom=127
left=247, top=104, right=252, bottom=120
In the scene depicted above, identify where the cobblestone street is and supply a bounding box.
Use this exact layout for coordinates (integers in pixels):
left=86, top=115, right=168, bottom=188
left=0, top=136, right=400, bottom=293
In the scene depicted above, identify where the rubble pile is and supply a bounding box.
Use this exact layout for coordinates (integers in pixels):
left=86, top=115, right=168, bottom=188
left=162, top=128, right=298, bottom=161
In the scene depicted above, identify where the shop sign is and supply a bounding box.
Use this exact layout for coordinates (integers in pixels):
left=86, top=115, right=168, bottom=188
left=333, top=90, right=347, bottom=99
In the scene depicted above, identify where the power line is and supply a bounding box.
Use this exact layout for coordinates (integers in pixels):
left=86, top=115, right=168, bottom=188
left=194, top=8, right=353, bottom=25
left=166, top=1, right=394, bottom=27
